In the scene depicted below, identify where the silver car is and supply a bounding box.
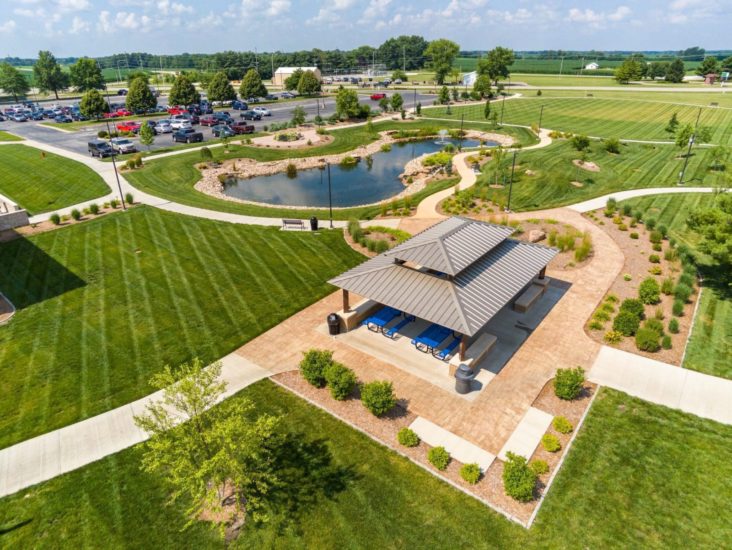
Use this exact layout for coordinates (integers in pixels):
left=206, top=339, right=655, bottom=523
left=170, top=117, right=192, bottom=130
left=110, top=138, right=137, bottom=154
left=155, top=120, right=173, bottom=134
left=253, top=107, right=271, bottom=116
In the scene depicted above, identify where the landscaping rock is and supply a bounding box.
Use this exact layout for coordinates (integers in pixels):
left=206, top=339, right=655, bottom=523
left=529, top=230, right=546, bottom=243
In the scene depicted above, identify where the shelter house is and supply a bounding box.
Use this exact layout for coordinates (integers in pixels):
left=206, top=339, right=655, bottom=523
left=272, top=66, right=321, bottom=86
left=328, top=217, right=558, bottom=381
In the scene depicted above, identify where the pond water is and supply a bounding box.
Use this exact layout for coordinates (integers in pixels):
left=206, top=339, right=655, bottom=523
left=222, top=138, right=493, bottom=208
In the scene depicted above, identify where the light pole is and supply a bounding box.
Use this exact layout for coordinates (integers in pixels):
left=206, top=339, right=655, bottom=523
left=458, top=114, right=464, bottom=151
left=506, top=151, right=517, bottom=212
left=327, top=163, right=333, bottom=228
left=500, top=94, right=506, bottom=125
left=101, top=85, right=127, bottom=211
left=538, top=105, right=545, bottom=131
left=678, top=107, right=703, bottom=186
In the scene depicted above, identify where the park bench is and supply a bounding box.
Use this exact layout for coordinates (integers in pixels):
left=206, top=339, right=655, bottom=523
left=514, top=283, right=545, bottom=313
left=282, top=218, right=305, bottom=231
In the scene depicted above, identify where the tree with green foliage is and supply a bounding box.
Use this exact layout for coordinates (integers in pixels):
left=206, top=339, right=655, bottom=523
left=696, top=56, right=720, bottom=77
left=377, top=35, right=428, bottom=70
left=335, top=87, right=360, bottom=119
left=424, top=38, right=460, bottom=84
left=284, top=68, right=304, bottom=91
left=477, top=46, right=515, bottom=86
left=614, top=57, right=644, bottom=83
left=687, top=193, right=732, bottom=279
left=206, top=71, right=236, bottom=104
left=291, top=105, right=306, bottom=126
left=391, top=69, right=407, bottom=82
left=665, top=113, right=679, bottom=138
left=126, top=70, right=150, bottom=85
left=390, top=93, right=403, bottom=112
left=239, top=68, right=267, bottom=99
left=675, top=123, right=694, bottom=148
left=665, top=58, right=685, bottom=83
left=647, top=61, right=669, bottom=80
left=139, top=122, right=155, bottom=151
left=69, top=57, right=105, bottom=91
left=33, top=50, right=68, bottom=99
left=0, top=63, right=30, bottom=101
left=473, top=74, right=492, bottom=99
left=79, top=89, right=109, bottom=119
left=134, top=359, right=284, bottom=535
left=126, top=76, right=157, bottom=113
left=722, top=56, right=732, bottom=71
left=484, top=100, right=491, bottom=120
left=378, top=96, right=390, bottom=112
left=169, top=74, right=200, bottom=106
left=438, top=85, right=450, bottom=105
left=297, top=70, right=321, bottom=95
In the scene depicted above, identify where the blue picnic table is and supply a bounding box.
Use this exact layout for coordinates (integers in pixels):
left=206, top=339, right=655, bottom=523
left=361, top=306, right=401, bottom=333
left=411, top=324, right=453, bottom=354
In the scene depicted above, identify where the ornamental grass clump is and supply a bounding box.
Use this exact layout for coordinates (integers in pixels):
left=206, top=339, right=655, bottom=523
left=530, top=460, right=549, bottom=476
left=541, top=433, right=561, bottom=452
left=553, top=416, right=574, bottom=434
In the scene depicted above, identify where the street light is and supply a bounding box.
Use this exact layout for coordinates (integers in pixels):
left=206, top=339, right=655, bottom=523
left=678, top=107, right=703, bottom=185
left=99, top=65, right=127, bottom=211
left=327, top=163, right=333, bottom=228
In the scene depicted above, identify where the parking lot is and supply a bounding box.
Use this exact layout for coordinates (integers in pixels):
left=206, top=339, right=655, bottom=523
left=0, top=91, right=436, bottom=156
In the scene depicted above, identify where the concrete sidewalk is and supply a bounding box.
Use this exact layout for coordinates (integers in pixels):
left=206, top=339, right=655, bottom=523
left=0, top=353, right=270, bottom=498
left=589, top=346, right=732, bottom=425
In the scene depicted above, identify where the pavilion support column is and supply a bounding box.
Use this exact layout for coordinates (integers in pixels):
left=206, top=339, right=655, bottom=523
left=459, top=334, right=467, bottom=361
left=342, top=289, right=350, bottom=313
left=538, top=266, right=546, bottom=280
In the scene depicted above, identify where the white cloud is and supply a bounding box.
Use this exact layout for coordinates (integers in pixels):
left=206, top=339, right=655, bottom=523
left=567, top=5, right=630, bottom=27
left=363, top=0, right=392, bottom=19
left=98, top=10, right=112, bottom=32
left=608, top=6, right=631, bottom=21
left=0, top=20, right=16, bottom=32
left=157, top=0, right=194, bottom=16
left=69, top=15, right=90, bottom=34
left=267, top=0, right=290, bottom=16
left=56, top=0, right=91, bottom=12
left=13, top=7, right=45, bottom=17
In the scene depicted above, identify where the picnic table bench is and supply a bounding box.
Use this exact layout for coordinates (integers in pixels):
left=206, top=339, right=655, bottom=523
left=433, top=337, right=460, bottom=361
left=514, top=283, right=544, bottom=313
left=282, top=218, right=305, bottom=230
left=383, top=315, right=415, bottom=339
left=412, top=324, right=453, bottom=354
left=361, top=306, right=401, bottom=333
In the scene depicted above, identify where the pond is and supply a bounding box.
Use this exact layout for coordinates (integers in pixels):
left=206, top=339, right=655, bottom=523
left=222, top=138, right=494, bottom=208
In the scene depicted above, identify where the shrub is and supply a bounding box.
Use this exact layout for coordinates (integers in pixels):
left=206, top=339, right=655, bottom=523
left=638, top=278, right=661, bottom=305
left=657, top=224, right=668, bottom=238
left=589, top=320, right=604, bottom=331
left=617, top=224, right=628, bottom=231
left=668, top=318, right=680, bottom=334
left=663, top=247, right=677, bottom=262
left=606, top=293, right=619, bottom=303
left=361, top=380, right=397, bottom=416
left=428, top=446, right=450, bottom=470
left=324, top=362, right=357, bottom=400
left=654, top=307, right=665, bottom=321
left=662, top=335, right=672, bottom=350
left=570, top=134, right=590, bottom=151
left=648, top=266, right=662, bottom=275
left=380, top=143, right=392, bottom=152
left=674, top=283, right=692, bottom=303
left=604, top=137, right=621, bottom=154
left=133, top=154, right=143, bottom=168
left=530, top=460, right=549, bottom=476
left=661, top=277, right=674, bottom=295
left=541, top=433, right=561, bottom=452
left=601, top=302, right=615, bottom=312
left=652, top=243, right=662, bottom=252
left=645, top=218, right=657, bottom=230
left=635, top=327, right=661, bottom=352
left=553, top=367, right=585, bottom=400
left=622, top=203, right=632, bottom=216
left=374, top=239, right=389, bottom=253
left=632, top=209, right=643, bottom=221
left=604, top=330, right=624, bottom=344
left=644, top=318, right=665, bottom=336
left=678, top=272, right=695, bottom=288
left=200, top=147, right=213, bottom=161
left=89, top=203, right=100, bottom=215
left=606, top=197, right=617, bottom=210
left=125, top=192, right=134, bottom=204
left=286, top=163, right=298, bottom=178
left=50, top=213, right=61, bottom=225
left=299, top=348, right=333, bottom=388
left=613, top=311, right=640, bottom=336
left=460, top=463, right=481, bottom=484
left=649, top=254, right=660, bottom=264
left=347, top=218, right=362, bottom=240
left=649, top=230, right=663, bottom=244
left=97, top=130, right=108, bottom=139
left=593, top=310, right=611, bottom=322
left=553, top=416, right=573, bottom=434
left=502, top=452, right=537, bottom=502
left=397, top=427, right=420, bottom=447
left=110, top=199, right=118, bottom=209
left=623, top=274, right=632, bottom=281
left=125, top=159, right=136, bottom=170
left=71, top=209, right=81, bottom=221
left=672, top=299, right=685, bottom=317
left=619, top=299, right=644, bottom=318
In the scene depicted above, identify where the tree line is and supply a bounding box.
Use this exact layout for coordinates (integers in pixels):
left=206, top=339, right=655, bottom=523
left=614, top=54, right=732, bottom=84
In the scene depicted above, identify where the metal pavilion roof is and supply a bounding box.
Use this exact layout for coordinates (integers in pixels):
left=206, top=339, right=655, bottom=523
left=329, top=217, right=558, bottom=336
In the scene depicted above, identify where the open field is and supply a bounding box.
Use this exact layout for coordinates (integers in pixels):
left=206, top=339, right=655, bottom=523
left=426, top=96, right=732, bottom=144
left=619, top=193, right=731, bottom=379
left=455, top=57, right=704, bottom=75
left=0, top=206, right=362, bottom=447
left=124, top=120, right=536, bottom=220
left=0, top=145, right=109, bottom=214
left=0, top=384, right=730, bottom=548
left=471, top=140, right=725, bottom=211
left=0, top=131, right=22, bottom=142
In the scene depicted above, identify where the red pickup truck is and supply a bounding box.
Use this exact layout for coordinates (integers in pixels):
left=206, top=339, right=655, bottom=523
left=199, top=115, right=217, bottom=126
left=116, top=121, right=141, bottom=133
left=167, top=105, right=187, bottom=115
left=370, top=93, right=387, bottom=100
left=230, top=122, right=255, bottom=134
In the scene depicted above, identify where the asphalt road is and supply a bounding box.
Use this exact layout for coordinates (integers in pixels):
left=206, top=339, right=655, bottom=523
left=0, top=91, right=436, bottom=156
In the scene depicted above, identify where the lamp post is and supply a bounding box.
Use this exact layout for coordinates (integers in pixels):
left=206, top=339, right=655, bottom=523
left=327, top=163, right=333, bottom=228
left=678, top=107, right=703, bottom=186
left=506, top=150, right=517, bottom=212
left=500, top=94, right=505, bottom=125
left=99, top=65, right=127, bottom=211
left=538, top=105, right=545, bottom=132
left=458, top=114, right=464, bottom=151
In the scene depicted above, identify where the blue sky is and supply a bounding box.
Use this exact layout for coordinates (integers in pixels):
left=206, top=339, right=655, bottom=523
left=0, top=0, right=729, bottom=58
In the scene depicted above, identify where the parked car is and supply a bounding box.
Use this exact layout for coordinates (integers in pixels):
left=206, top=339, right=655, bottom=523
left=116, top=121, right=141, bottom=133
left=240, top=110, right=262, bottom=120
left=171, top=127, right=203, bottom=143
left=88, top=140, right=115, bottom=158
left=53, top=115, right=72, bottom=123
left=370, top=93, right=387, bottom=100
left=167, top=105, right=187, bottom=116
left=230, top=122, right=255, bottom=134
left=154, top=120, right=173, bottom=134
left=265, top=94, right=279, bottom=101
left=118, top=89, right=128, bottom=95
left=245, top=97, right=260, bottom=103
left=31, top=111, right=45, bottom=121
left=199, top=115, right=217, bottom=126
left=280, top=92, right=296, bottom=99
left=232, top=100, right=248, bottom=110
left=110, top=138, right=137, bottom=154
left=211, top=124, right=235, bottom=138
left=170, top=118, right=192, bottom=130
left=252, top=107, right=271, bottom=116
left=213, top=112, right=234, bottom=124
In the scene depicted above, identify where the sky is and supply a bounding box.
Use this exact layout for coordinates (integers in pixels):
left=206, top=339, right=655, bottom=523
left=0, top=0, right=729, bottom=58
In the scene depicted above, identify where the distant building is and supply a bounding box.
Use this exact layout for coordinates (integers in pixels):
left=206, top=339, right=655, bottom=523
left=584, top=62, right=600, bottom=70
left=462, top=71, right=478, bottom=87
left=272, top=67, right=321, bottom=87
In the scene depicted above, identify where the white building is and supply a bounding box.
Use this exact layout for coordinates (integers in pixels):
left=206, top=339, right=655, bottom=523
left=462, top=71, right=478, bottom=87
left=584, top=62, right=600, bottom=70
left=272, top=66, right=321, bottom=86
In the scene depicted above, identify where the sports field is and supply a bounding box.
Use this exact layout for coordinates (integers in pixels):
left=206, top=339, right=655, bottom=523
left=0, top=145, right=109, bottom=214
left=0, top=206, right=363, bottom=447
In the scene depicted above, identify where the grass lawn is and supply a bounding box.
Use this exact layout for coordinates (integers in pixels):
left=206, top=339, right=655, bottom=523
left=123, top=120, right=536, bottom=220
left=425, top=96, right=732, bottom=144
left=0, top=206, right=363, bottom=447
left=0, top=131, right=22, bottom=142
left=619, top=193, right=732, bottom=379
left=470, top=140, right=725, bottom=211
left=1, top=385, right=730, bottom=548
left=0, top=145, right=110, bottom=215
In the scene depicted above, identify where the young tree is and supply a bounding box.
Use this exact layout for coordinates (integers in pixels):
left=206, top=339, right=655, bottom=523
left=614, top=57, right=643, bottom=84
left=169, top=74, right=200, bottom=106
left=665, top=113, right=679, bottom=137
left=424, top=38, right=460, bottom=84
left=297, top=70, right=321, bottom=95
left=79, top=89, right=110, bottom=119
left=665, top=59, right=685, bottom=83
left=695, top=56, right=720, bottom=77
left=206, top=71, right=236, bottom=104
left=291, top=105, right=306, bottom=126
left=415, top=102, right=422, bottom=115
left=335, top=87, right=360, bottom=119
left=391, top=69, right=407, bottom=82
left=675, top=124, right=694, bottom=148
left=477, top=46, right=515, bottom=86
left=0, top=63, right=30, bottom=101
left=390, top=93, right=403, bottom=112
left=139, top=122, right=155, bottom=150
left=33, top=50, right=68, bottom=99
left=484, top=100, right=491, bottom=120
left=69, top=57, right=105, bottom=91
left=284, top=68, right=304, bottom=91
left=687, top=194, right=732, bottom=279
left=378, top=96, right=390, bottom=112
left=438, top=85, right=450, bottom=105
left=134, top=359, right=284, bottom=535
left=473, top=74, right=492, bottom=98
left=451, top=87, right=459, bottom=101
left=647, top=61, right=669, bottom=80
left=126, top=76, right=157, bottom=113
left=490, top=110, right=499, bottom=128
left=239, top=68, right=267, bottom=99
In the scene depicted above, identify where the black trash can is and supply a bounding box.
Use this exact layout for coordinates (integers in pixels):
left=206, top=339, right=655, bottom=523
left=327, top=313, right=340, bottom=335
left=455, top=363, right=476, bottom=394
left=310, top=216, right=319, bottom=231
